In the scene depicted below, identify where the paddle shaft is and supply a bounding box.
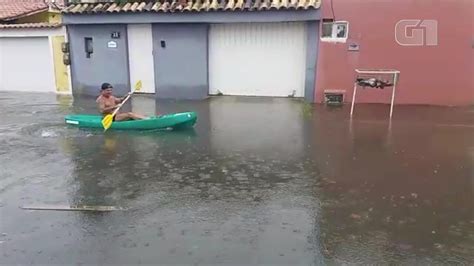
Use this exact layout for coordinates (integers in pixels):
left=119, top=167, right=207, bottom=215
left=110, top=92, right=133, bottom=117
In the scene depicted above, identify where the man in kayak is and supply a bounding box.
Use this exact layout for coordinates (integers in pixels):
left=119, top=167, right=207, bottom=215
left=96, top=83, right=146, bottom=121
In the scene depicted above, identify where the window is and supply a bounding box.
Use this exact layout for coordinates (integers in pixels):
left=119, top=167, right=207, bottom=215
left=84, top=37, right=93, bottom=58
left=321, top=21, right=349, bottom=42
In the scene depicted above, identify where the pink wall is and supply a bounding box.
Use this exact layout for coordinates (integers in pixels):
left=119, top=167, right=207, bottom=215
left=315, top=0, right=474, bottom=106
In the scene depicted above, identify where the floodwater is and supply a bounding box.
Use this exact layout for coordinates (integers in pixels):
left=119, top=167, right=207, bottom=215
left=0, top=92, right=473, bottom=265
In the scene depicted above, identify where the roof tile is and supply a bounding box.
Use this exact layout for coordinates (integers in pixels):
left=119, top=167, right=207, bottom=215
left=136, top=2, right=147, bottom=12
left=122, top=3, right=132, bottom=12
left=260, top=0, right=270, bottom=10
left=235, top=0, right=244, bottom=10
left=208, top=0, right=218, bottom=11
left=106, top=3, right=117, bottom=12
left=270, top=0, right=279, bottom=9
left=297, top=0, right=307, bottom=9
left=0, top=22, right=61, bottom=29
left=251, top=0, right=261, bottom=11
left=92, top=3, right=104, bottom=13
left=85, top=4, right=96, bottom=13
left=79, top=3, right=89, bottom=13
left=0, top=0, right=65, bottom=20
left=144, top=2, right=154, bottom=11
left=169, top=0, right=179, bottom=12
left=101, top=3, right=111, bottom=12
left=225, top=0, right=235, bottom=11
left=151, top=2, right=161, bottom=11
left=244, top=0, right=252, bottom=10
left=201, top=0, right=211, bottom=11
left=159, top=1, right=169, bottom=11
left=61, top=0, right=320, bottom=14
left=68, top=4, right=80, bottom=14
left=218, top=0, right=226, bottom=9
left=191, top=0, right=202, bottom=11
left=115, top=3, right=124, bottom=12
left=308, top=0, right=317, bottom=8
left=129, top=2, right=139, bottom=11
left=183, top=0, right=193, bottom=11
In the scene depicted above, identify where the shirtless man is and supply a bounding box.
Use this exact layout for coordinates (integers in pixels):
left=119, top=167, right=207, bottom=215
left=96, top=83, right=146, bottom=121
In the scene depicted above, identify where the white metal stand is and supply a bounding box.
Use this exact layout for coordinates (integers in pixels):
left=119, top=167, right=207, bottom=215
left=350, top=69, right=400, bottom=118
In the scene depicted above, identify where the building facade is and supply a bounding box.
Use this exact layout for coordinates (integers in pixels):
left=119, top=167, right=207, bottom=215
left=0, top=0, right=71, bottom=94
left=59, top=0, right=473, bottom=106
left=62, top=0, right=321, bottom=101
left=315, top=0, right=473, bottom=106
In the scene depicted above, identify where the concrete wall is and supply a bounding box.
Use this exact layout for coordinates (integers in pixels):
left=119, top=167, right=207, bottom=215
left=51, top=35, right=70, bottom=93
left=152, top=24, right=208, bottom=100
left=0, top=27, right=71, bottom=94
left=315, top=0, right=474, bottom=106
left=0, top=37, right=56, bottom=92
left=305, top=21, right=319, bottom=102
left=68, top=24, right=130, bottom=96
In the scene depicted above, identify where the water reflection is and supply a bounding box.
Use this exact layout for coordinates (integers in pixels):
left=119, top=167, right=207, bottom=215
left=208, top=97, right=306, bottom=157
left=309, top=105, right=474, bottom=264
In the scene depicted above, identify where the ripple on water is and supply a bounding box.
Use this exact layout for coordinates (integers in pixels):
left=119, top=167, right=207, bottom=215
left=20, top=123, right=98, bottom=139
left=40, top=128, right=59, bottom=138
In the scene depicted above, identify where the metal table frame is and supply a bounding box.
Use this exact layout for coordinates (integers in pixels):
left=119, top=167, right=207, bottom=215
left=350, top=69, right=400, bottom=118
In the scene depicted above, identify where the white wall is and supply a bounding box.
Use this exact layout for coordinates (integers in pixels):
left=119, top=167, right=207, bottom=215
left=0, top=37, right=56, bottom=92
left=0, top=26, right=72, bottom=94
left=127, top=24, right=155, bottom=94
left=209, top=22, right=307, bottom=97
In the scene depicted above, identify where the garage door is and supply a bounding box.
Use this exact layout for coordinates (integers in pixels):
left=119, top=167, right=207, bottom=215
left=209, top=22, right=307, bottom=97
left=0, top=37, right=55, bottom=92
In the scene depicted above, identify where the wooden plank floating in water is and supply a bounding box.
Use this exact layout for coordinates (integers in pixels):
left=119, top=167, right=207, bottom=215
left=20, top=205, right=126, bottom=212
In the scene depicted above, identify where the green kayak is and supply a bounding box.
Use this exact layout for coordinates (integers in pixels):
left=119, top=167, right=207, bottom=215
left=65, top=112, right=197, bottom=130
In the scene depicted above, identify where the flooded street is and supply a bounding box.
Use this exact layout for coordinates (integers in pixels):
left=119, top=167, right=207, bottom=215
left=0, top=92, right=473, bottom=265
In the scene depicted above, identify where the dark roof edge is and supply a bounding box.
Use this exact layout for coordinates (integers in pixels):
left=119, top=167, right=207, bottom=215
left=1, top=7, right=49, bottom=21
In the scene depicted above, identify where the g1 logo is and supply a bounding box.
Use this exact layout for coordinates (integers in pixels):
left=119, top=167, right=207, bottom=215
left=395, top=20, right=438, bottom=46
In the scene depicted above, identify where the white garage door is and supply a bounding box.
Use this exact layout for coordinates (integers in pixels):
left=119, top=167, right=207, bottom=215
left=0, top=37, right=55, bottom=92
left=209, top=22, right=307, bottom=97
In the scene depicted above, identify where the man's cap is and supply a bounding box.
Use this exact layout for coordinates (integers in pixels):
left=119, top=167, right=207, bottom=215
left=101, top=83, right=113, bottom=90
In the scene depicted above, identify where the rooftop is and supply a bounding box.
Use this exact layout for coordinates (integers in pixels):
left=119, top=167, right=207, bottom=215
left=62, top=0, right=321, bottom=14
left=0, top=0, right=64, bottom=20
left=0, top=22, right=62, bottom=28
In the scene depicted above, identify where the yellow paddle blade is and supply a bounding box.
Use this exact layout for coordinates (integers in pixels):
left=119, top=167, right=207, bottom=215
left=135, top=80, right=142, bottom=92
left=101, top=114, right=114, bottom=131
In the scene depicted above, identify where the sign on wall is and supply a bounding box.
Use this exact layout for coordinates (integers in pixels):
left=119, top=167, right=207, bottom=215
left=111, top=32, right=120, bottom=39
left=107, top=41, right=117, bottom=49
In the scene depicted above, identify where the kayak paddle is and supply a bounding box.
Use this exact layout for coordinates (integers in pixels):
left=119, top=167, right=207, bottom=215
left=101, top=80, right=142, bottom=131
